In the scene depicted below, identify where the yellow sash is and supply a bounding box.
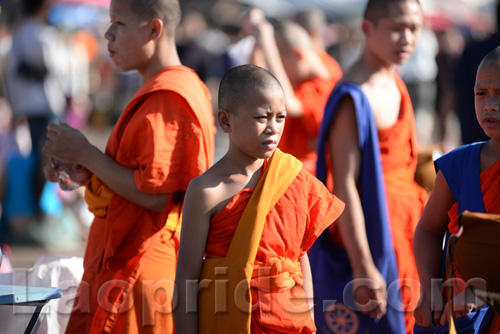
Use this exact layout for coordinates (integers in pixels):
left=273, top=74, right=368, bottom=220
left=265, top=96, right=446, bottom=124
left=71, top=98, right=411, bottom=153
left=198, top=149, right=303, bottom=334
left=84, top=175, right=114, bottom=218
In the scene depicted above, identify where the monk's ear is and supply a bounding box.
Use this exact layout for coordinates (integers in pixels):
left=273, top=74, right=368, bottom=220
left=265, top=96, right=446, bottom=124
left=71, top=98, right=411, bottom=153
left=150, top=18, right=163, bottom=40
left=218, top=110, right=232, bottom=133
left=293, top=48, right=305, bottom=60
left=361, top=18, right=373, bottom=37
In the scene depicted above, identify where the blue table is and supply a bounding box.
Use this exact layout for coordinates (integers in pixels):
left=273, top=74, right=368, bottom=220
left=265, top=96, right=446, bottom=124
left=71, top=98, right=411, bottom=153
left=0, top=285, right=62, bottom=334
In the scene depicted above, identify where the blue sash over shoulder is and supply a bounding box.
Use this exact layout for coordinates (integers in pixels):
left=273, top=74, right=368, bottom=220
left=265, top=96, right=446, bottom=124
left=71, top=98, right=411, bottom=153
left=310, top=82, right=405, bottom=333
left=420, top=142, right=493, bottom=334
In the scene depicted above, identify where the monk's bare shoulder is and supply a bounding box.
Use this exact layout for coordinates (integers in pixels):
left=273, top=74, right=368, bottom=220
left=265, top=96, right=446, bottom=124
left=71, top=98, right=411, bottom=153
left=185, top=162, right=230, bottom=217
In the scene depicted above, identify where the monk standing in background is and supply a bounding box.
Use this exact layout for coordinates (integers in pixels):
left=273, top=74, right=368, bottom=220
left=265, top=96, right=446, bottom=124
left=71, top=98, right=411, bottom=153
left=310, top=0, right=428, bottom=333
left=243, top=9, right=342, bottom=174
left=42, top=0, right=216, bottom=332
left=174, top=64, right=344, bottom=334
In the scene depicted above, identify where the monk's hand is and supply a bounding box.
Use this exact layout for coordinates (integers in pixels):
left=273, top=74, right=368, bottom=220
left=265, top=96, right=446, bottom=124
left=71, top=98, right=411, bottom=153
left=414, top=290, right=442, bottom=328
left=43, top=121, right=91, bottom=165
left=352, top=264, right=387, bottom=319
left=61, top=163, right=92, bottom=188
left=43, top=157, right=60, bottom=183
left=242, top=9, right=274, bottom=46
left=439, top=288, right=482, bottom=325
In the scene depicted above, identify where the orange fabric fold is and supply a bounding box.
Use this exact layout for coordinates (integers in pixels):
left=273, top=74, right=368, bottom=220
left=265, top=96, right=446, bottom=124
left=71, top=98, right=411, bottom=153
left=251, top=256, right=303, bottom=292
left=66, top=66, right=215, bottom=334
left=447, top=160, right=500, bottom=235
left=378, top=74, right=429, bottom=334
left=84, top=175, right=114, bottom=218
left=279, top=51, right=342, bottom=174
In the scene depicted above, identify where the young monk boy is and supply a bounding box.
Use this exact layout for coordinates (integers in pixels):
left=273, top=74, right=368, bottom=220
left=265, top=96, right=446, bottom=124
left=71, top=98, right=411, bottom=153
left=309, top=0, right=428, bottom=333
left=42, top=0, right=216, bottom=332
left=413, top=46, right=500, bottom=333
left=244, top=10, right=342, bottom=174
left=174, top=64, right=345, bottom=334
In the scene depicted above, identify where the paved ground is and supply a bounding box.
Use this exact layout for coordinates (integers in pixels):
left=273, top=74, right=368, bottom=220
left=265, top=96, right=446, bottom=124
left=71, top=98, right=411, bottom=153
left=8, top=243, right=84, bottom=270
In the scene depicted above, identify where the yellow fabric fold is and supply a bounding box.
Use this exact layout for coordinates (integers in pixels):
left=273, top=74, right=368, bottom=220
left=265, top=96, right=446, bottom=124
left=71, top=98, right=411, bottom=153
left=84, top=175, right=114, bottom=218
left=165, top=204, right=182, bottom=232
left=198, top=149, right=303, bottom=334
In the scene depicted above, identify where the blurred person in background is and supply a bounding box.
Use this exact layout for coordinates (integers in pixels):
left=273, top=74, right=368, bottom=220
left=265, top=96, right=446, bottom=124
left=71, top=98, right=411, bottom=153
left=293, top=7, right=329, bottom=52
left=4, top=0, right=70, bottom=222
left=434, top=25, right=465, bottom=151
left=399, top=24, right=439, bottom=149
left=244, top=9, right=342, bottom=174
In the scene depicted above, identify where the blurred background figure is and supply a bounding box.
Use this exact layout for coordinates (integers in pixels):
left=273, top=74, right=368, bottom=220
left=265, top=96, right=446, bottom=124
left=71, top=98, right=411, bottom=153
left=434, top=25, right=465, bottom=151
left=4, top=0, right=70, bottom=227
left=399, top=24, right=439, bottom=149
left=293, top=7, right=329, bottom=52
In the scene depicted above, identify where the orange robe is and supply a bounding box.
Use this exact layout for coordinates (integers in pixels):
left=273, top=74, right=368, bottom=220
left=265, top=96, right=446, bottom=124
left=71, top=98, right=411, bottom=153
left=447, top=160, right=500, bottom=234
left=65, top=65, right=215, bottom=334
left=203, top=155, right=345, bottom=333
left=278, top=51, right=342, bottom=174
left=379, top=75, right=429, bottom=334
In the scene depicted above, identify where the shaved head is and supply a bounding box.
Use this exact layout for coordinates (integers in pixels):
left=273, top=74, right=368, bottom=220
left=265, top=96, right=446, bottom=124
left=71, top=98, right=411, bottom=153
left=274, top=19, right=313, bottom=51
left=125, top=0, right=180, bottom=36
left=364, top=0, right=421, bottom=22
left=218, top=64, right=283, bottom=112
left=479, top=46, right=500, bottom=69
left=294, top=8, right=327, bottom=31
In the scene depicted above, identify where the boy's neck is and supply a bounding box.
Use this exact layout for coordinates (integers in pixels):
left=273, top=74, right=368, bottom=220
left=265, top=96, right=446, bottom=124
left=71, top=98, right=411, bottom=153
left=344, top=54, right=395, bottom=85
left=487, top=139, right=500, bottom=157
left=359, top=51, right=396, bottom=77
left=140, top=39, right=182, bottom=81
left=223, top=149, right=267, bottom=178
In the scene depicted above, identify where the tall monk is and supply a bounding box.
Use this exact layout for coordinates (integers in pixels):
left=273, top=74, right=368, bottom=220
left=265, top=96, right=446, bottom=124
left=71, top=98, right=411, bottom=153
left=243, top=11, right=342, bottom=174
left=413, top=46, right=500, bottom=333
left=174, top=64, right=344, bottom=334
left=309, top=0, right=428, bottom=333
left=42, top=0, right=216, bottom=332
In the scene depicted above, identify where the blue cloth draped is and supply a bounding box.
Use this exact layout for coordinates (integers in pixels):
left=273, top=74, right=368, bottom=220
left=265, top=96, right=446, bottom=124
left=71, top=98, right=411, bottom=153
left=310, top=82, right=405, bottom=333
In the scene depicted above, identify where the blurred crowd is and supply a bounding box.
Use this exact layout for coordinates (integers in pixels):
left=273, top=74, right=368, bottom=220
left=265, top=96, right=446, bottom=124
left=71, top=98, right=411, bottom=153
left=0, top=0, right=498, bottom=265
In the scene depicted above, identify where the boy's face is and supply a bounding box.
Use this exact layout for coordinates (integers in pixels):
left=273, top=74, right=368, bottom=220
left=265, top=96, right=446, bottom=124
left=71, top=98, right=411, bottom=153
left=104, top=0, right=152, bottom=73
left=227, top=86, right=286, bottom=159
left=364, top=1, right=423, bottom=66
left=475, top=61, right=500, bottom=140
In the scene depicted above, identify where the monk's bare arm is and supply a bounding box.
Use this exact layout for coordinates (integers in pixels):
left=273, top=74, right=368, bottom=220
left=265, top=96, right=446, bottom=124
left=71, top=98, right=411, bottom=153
left=43, top=122, right=170, bottom=212
left=243, top=9, right=303, bottom=117
left=174, top=178, right=213, bottom=334
left=328, top=96, right=387, bottom=318
left=299, top=253, right=315, bottom=322
left=413, top=171, right=454, bottom=327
